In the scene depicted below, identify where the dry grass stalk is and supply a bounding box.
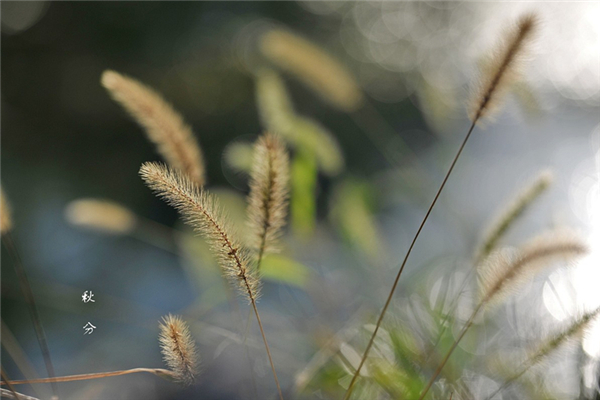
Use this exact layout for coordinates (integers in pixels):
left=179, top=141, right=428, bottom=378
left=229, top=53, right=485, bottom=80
left=469, top=14, right=537, bottom=123
left=139, top=162, right=259, bottom=300
left=260, top=29, right=363, bottom=112
left=478, top=229, right=588, bottom=307
left=159, top=314, right=199, bottom=386
left=139, top=162, right=283, bottom=399
left=247, top=133, right=290, bottom=267
left=65, top=199, right=137, bottom=235
left=102, top=70, right=206, bottom=186
left=475, top=169, right=553, bottom=264
left=343, top=14, right=540, bottom=400
left=1, top=187, right=13, bottom=235
left=1, top=368, right=175, bottom=386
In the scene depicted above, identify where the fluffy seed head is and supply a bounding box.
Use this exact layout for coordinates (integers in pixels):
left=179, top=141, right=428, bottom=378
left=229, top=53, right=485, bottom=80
left=476, top=169, right=553, bottom=263
left=260, top=29, right=363, bottom=112
left=247, top=133, right=290, bottom=263
left=469, top=13, right=538, bottom=122
left=65, top=199, right=137, bottom=234
left=1, top=187, right=12, bottom=235
left=478, top=229, right=587, bottom=307
left=158, top=314, right=199, bottom=385
left=140, top=162, right=260, bottom=302
left=102, top=70, right=206, bottom=186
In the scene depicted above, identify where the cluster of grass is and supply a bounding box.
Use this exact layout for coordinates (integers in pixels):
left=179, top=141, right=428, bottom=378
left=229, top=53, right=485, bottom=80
left=1, top=12, right=597, bottom=400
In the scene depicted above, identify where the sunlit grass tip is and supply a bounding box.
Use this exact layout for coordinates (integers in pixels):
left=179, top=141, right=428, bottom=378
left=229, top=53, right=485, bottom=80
left=139, top=162, right=260, bottom=302
left=159, top=314, right=199, bottom=386
left=475, top=169, right=553, bottom=263
left=102, top=70, right=206, bottom=186
left=478, top=228, right=587, bottom=307
left=469, top=13, right=538, bottom=123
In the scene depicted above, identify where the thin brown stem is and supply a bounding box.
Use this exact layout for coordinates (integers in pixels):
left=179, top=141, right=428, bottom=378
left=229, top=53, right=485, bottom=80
left=1, top=368, right=172, bottom=386
left=1, top=369, right=21, bottom=400
left=250, top=299, right=284, bottom=400
left=1, top=233, right=58, bottom=399
left=418, top=303, right=484, bottom=400
left=342, top=120, right=477, bottom=400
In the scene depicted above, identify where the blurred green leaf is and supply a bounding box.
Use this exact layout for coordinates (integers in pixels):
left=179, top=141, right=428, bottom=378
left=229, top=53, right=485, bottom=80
left=261, top=254, right=310, bottom=288
left=330, top=179, right=383, bottom=260
left=291, top=151, right=317, bottom=237
left=223, top=141, right=255, bottom=174
left=291, top=116, right=344, bottom=176
left=255, top=68, right=344, bottom=176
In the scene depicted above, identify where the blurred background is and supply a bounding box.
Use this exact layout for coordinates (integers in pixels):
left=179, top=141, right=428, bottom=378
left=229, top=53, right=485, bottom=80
left=1, top=1, right=599, bottom=399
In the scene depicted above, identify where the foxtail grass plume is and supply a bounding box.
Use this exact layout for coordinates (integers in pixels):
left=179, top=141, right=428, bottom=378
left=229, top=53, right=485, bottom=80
left=475, top=169, right=553, bottom=263
left=102, top=70, right=206, bottom=186
left=486, top=306, right=600, bottom=400
left=260, top=29, right=363, bottom=112
left=159, top=314, right=199, bottom=386
left=525, top=306, right=600, bottom=370
left=469, top=14, right=537, bottom=122
left=65, top=199, right=137, bottom=235
left=139, top=162, right=259, bottom=302
left=1, top=187, right=12, bottom=235
left=478, top=229, right=587, bottom=307
left=247, top=133, right=290, bottom=265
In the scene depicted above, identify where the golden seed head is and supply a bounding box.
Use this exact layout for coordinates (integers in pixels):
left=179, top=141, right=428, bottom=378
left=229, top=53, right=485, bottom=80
left=469, top=13, right=538, bottom=122
left=140, top=162, right=260, bottom=302
left=102, top=70, right=206, bottom=186
left=158, top=314, right=199, bottom=386
left=479, top=228, right=587, bottom=307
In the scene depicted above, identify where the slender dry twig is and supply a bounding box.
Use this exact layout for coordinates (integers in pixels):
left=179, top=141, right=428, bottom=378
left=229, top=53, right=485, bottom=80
left=1, top=321, right=46, bottom=400
left=1, top=189, right=58, bottom=399
left=102, top=70, right=206, bottom=186
left=343, top=15, right=538, bottom=399
left=139, top=162, right=283, bottom=400
left=1, top=370, right=21, bottom=400
left=247, top=133, right=290, bottom=269
left=1, top=368, right=174, bottom=386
